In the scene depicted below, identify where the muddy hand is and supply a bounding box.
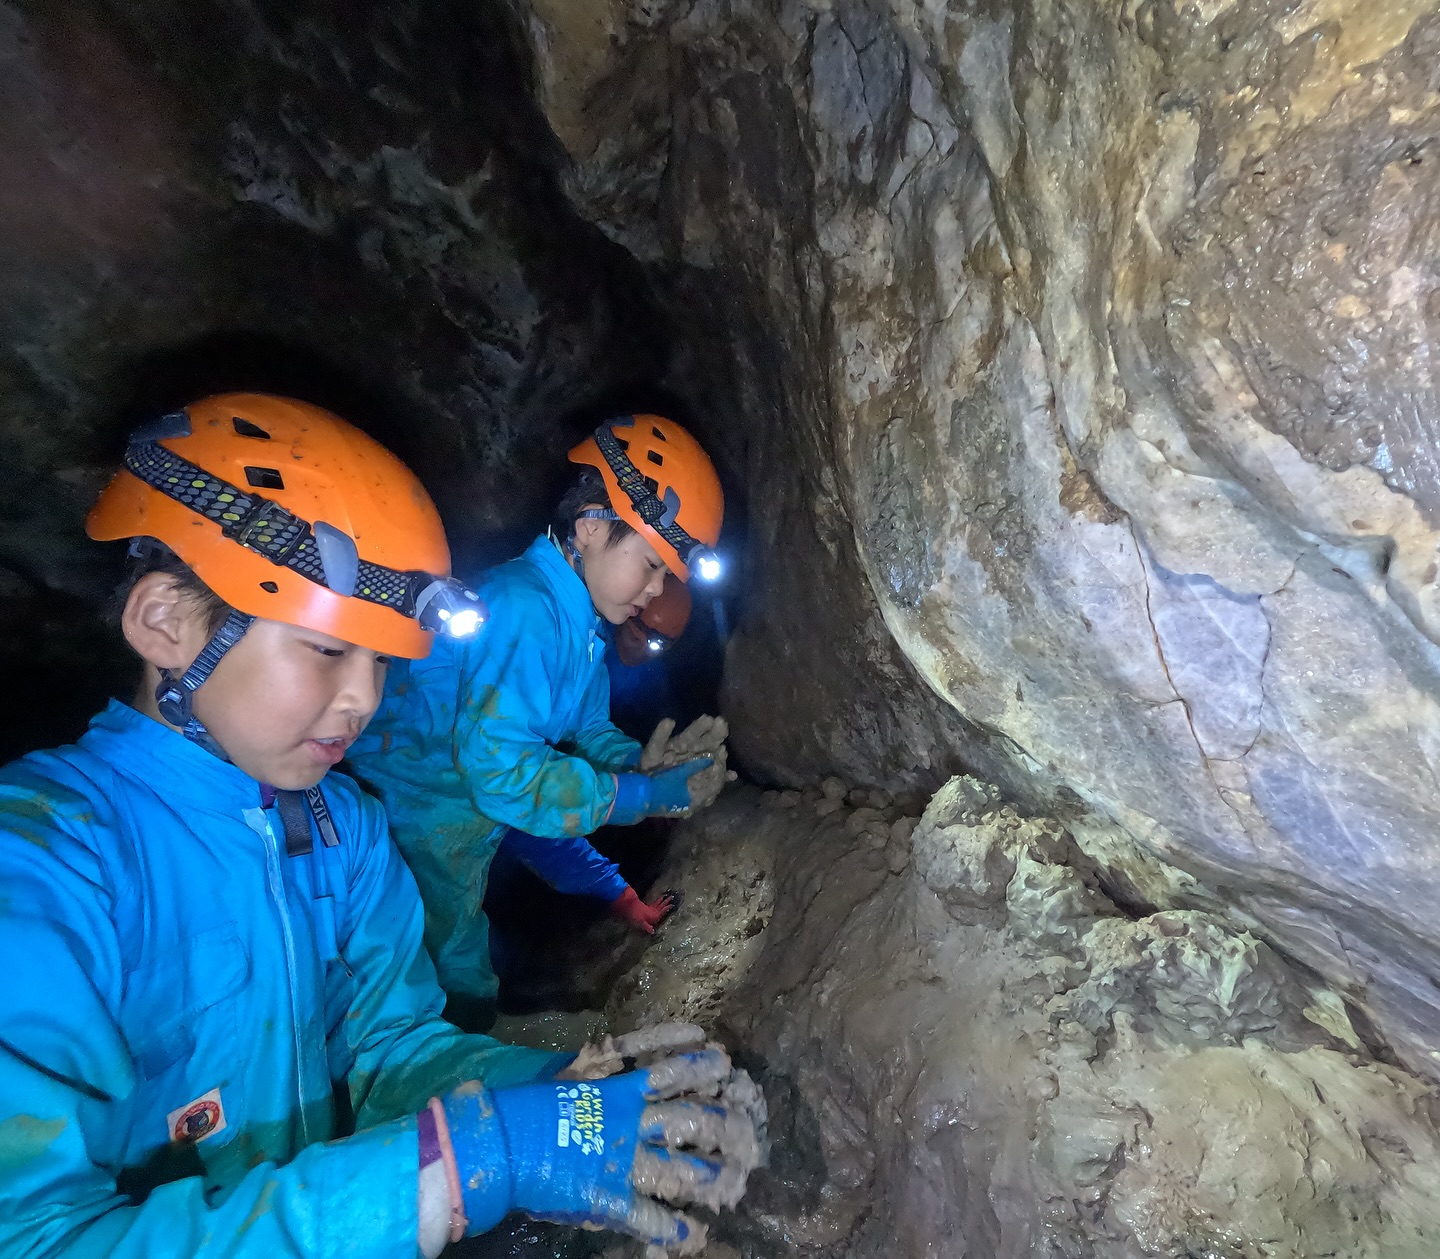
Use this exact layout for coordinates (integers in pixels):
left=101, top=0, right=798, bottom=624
left=560, top=1021, right=709, bottom=1082
left=443, top=1049, right=755, bottom=1253
left=669, top=715, right=726, bottom=760
left=631, top=1097, right=763, bottom=1210
left=640, top=718, right=677, bottom=772
left=611, top=886, right=678, bottom=934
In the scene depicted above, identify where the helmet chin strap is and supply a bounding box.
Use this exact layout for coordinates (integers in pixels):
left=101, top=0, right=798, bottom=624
left=549, top=525, right=590, bottom=583
left=154, top=609, right=254, bottom=760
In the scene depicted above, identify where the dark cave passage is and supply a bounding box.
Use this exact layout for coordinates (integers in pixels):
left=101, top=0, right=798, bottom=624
left=7, top=0, right=1440, bottom=1255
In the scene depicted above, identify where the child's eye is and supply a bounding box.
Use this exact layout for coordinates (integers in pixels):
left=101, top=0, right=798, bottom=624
left=376, top=655, right=392, bottom=667
left=311, top=643, right=345, bottom=658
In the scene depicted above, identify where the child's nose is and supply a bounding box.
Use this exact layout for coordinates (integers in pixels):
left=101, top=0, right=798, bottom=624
left=337, top=652, right=384, bottom=718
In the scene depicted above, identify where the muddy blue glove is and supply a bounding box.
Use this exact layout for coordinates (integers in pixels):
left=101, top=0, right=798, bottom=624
left=608, top=759, right=713, bottom=825
left=442, top=1048, right=756, bottom=1244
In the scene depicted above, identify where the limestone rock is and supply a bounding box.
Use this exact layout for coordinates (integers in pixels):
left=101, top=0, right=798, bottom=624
left=610, top=782, right=1440, bottom=1258
left=511, top=0, right=1440, bottom=1076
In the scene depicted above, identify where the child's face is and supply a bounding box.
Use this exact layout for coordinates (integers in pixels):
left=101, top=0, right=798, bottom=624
left=125, top=574, right=390, bottom=788
left=187, top=619, right=390, bottom=788
left=573, top=520, right=669, bottom=625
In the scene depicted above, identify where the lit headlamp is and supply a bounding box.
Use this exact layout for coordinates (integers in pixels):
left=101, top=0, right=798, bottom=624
left=645, top=631, right=669, bottom=655
left=411, top=577, right=487, bottom=639
left=688, top=547, right=723, bottom=583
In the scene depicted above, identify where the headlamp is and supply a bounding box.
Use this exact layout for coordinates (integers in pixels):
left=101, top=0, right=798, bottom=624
left=646, top=633, right=667, bottom=654
left=690, top=548, right=723, bottom=582
left=412, top=577, right=487, bottom=639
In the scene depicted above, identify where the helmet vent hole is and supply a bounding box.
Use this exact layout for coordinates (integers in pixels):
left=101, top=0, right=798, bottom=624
left=260, top=581, right=279, bottom=593
left=643, top=475, right=660, bottom=495
left=646, top=449, right=665, bottom=466
left=651, top=425, right=667, bottom=441
left=615, top=437, right=630, bottom=451
left=232, top=417, right=271, bottom=439
left=245, top=466, right=285, bottom=490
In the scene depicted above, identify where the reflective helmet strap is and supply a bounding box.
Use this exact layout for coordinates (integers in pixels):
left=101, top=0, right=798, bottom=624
left=154, top=609, right=254, bottom=757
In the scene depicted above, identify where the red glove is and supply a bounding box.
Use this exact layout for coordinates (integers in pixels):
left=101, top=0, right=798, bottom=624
left=610, top=886, right=676, bottom=934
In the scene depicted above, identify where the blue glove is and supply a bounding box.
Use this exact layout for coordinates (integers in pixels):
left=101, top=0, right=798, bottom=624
left=609, top=760, right=713, bottom=826
left=442, top=1049, right=746, bottom=1244
left=646, top=760, right=712, bottom=816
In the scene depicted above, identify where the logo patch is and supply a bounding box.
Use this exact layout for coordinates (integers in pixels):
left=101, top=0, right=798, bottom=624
left=555, top=1083, right=605, bottom=1155
left=167, top=1088, right=227, bottom=1144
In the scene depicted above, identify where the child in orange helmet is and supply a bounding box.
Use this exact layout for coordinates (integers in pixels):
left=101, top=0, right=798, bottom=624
left=349, top=415, right=726, bottom=1013
left=0, top=396, right=755, bottom=1257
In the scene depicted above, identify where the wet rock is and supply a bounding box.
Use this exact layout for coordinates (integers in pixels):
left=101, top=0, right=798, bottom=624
left=604, top=788, right=776, bottom=1030
left=511, top=0, right=1440, bottom=1077
left=613, top=781, right=1440, bottom=1258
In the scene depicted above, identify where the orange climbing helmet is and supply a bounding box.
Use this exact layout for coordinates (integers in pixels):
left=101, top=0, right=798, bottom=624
left=568, top=414, right=724, bottom=581
left=616, top=573, right=693, bottom=666
left=87, top=393, right=482, bottom=659
left=642, top=573, right=692, bottom=641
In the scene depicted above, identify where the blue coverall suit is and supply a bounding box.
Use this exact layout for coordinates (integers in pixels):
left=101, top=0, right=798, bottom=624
left=349, top=534, right=642, bottom=1004
left=0, top=699, right=562, bottom=1258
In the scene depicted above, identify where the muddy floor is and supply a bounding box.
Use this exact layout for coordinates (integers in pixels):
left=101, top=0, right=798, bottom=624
left=477, top=778, right=1440, bottom=1257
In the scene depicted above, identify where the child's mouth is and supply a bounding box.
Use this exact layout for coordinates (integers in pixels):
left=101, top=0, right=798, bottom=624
left=306, top=736, right=351, bottom=765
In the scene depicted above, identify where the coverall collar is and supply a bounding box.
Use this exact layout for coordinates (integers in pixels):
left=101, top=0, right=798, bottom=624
left=83, top=698, right=271, bottom=811
left=527, top=532, right=603, bottom=635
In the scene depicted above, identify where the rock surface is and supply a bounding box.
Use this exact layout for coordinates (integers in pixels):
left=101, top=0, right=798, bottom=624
left=608, top=781, right=1440, bottom=1257
left=509, top=0, right=1440, bottom=1076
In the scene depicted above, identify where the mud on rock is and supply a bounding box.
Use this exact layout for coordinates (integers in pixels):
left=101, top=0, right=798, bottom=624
left=600, top=779, right=1440, bottom=1258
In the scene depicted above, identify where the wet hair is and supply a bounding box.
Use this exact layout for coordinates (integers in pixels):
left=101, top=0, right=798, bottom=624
left=111, top=538, right=234, bottom=633
left=554, top=466, right=636, bottom=547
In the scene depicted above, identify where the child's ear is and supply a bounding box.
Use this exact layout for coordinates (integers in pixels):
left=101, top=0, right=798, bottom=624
left=121, top=572, right=211, bottom=671
left=572, top=511, right=607, bottom=551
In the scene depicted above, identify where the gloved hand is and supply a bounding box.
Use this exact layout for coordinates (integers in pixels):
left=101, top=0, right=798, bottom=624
left=611, top=885, right=676, bottom=934
left=641, top=716, right=737, bottom=813
left=441, top=1048, right=761, bottom=1248
left=646, top=760, right=711, bottom=814
left=608, top=759, right=713, bottom=825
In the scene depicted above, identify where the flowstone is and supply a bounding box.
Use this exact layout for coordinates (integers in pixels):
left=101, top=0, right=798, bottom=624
left=604, top=780, right=1440, bottom=1258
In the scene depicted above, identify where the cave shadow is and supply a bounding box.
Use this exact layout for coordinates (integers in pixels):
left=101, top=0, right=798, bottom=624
left=0, top=583, right=137, bottom=764
left=99, top=330, right=422, bottom=468
left=484, top=817, right=677, bottom=1016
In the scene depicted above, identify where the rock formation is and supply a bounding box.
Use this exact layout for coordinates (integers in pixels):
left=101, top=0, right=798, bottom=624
left=509, top=0, right=1440, bottom=1077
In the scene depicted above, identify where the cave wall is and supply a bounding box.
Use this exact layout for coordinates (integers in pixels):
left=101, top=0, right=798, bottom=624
left=509, top=0, right=1440, bottom=1076
left=0, top=0, right=666, bottom=757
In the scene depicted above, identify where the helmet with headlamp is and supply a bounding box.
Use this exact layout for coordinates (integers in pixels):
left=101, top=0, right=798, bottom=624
left=567, top=414, right=724, bottom=582
left=615, top=574, right=692, bottom=668
left=87, top=393, right=482, bottom=749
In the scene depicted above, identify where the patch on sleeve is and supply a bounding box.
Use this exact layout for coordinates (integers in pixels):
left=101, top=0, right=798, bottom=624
left=167, top=1088, right=227, bottom=1143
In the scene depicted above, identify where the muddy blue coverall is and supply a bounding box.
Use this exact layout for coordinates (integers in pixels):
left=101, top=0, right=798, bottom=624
left=0, top=699, right=562, bottom=1258
left=349, top=533, right=642, bottom=1003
